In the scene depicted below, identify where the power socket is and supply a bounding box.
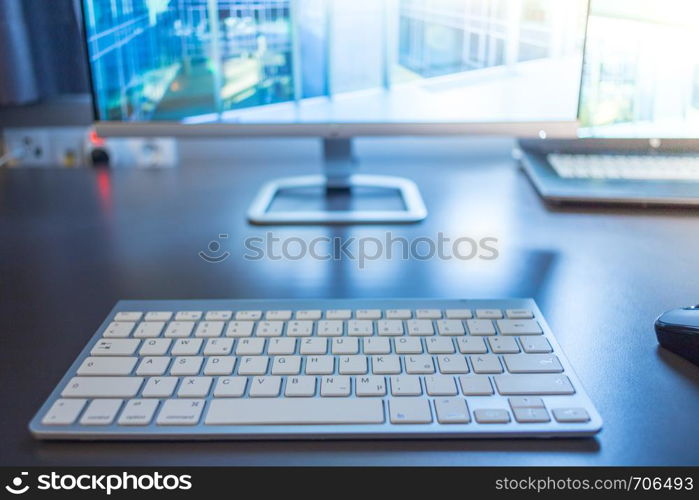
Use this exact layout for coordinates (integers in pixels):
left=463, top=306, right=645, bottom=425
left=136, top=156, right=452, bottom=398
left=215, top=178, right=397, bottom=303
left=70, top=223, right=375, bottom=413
left=3, top=127, right=89, bottom=167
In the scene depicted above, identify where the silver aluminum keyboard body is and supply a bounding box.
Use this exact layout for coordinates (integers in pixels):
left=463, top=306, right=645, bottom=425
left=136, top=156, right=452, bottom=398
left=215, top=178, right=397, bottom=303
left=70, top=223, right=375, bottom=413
left=30, top=299, right=602, bottom=440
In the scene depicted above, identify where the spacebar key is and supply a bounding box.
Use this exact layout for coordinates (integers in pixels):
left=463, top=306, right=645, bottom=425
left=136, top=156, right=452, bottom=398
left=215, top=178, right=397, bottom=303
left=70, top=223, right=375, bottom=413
left=205, top=399, right=384, bottom=425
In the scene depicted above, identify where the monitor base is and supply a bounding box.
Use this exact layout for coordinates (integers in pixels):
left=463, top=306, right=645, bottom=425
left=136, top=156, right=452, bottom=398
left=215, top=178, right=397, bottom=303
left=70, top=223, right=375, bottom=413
left=247, top=138, right=427, bottom=225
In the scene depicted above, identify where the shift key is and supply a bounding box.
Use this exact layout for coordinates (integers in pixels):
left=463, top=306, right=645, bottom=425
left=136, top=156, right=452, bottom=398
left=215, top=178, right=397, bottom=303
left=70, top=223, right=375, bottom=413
left=494, top=374, right=575, bottom=395
left=61, top=377, right=144, bottom=398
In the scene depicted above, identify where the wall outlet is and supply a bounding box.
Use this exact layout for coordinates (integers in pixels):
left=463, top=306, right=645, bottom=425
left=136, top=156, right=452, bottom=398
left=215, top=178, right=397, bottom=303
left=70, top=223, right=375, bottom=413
left=3, top=127, right=89, bottom=167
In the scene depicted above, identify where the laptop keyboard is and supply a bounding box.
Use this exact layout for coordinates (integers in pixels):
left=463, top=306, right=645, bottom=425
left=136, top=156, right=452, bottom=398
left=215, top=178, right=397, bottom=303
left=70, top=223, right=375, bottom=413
left=548, top=153, right=699, bottom=181
left=30, top=299, right=602, bottom=439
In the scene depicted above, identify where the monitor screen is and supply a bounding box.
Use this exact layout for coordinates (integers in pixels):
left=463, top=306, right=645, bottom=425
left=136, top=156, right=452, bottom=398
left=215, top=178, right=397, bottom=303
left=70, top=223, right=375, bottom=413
left=82, top=0, right=588, bottom=125
left=578, top=0, right=699, bottom=138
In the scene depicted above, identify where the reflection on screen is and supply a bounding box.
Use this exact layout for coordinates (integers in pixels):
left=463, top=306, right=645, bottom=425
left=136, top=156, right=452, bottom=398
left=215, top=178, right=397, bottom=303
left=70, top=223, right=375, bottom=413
left=579, top=0, right=699, bottom=138
left=83, top=0, right=586, bottom=124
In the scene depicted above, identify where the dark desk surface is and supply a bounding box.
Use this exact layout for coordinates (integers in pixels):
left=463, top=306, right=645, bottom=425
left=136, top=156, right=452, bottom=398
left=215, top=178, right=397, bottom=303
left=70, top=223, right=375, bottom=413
left=2, top=137, right=699, bottom=466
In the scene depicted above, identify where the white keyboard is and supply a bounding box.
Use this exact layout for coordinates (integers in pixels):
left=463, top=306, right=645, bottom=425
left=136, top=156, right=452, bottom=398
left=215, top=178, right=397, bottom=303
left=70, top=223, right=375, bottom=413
left=30, top=299, right=602, bottom=439
left=548, top=153, right=699, bottom=181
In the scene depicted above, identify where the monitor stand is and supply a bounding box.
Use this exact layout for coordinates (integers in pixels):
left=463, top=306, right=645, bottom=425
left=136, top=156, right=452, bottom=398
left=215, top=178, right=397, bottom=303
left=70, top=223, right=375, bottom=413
left=247, top=138, right=427, bottom=225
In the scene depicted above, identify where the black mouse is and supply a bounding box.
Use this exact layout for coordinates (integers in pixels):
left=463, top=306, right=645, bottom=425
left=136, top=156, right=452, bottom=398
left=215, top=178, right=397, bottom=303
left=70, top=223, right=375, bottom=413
left=655, top=306, right=699, bottom=366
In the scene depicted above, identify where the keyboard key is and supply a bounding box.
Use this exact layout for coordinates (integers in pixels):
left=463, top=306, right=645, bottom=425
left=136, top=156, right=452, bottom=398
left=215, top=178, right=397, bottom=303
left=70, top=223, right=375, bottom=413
left=390, top=375, right=421, bottom=396
left=175, top=311, right=202, bottom=321
left=436, top=319, right=465, bottom=336
left=306, top=356, right=334, bottom=374
left=272, top=356, right=302, bottom=375
left=508, top=396, right=544, bottom=408
left=256, top=321, right=284, bottom=337
left=425, top=376, right=457, bottom=396
left=133, top=321, right=165, bottom=338
left=226, top=321, right=254, bottom=337
left=164, top=321, right=195, bottom=338
left=203, top=356, right=236, bottom=375
left=249, top=376, right=282, bottom=397
left=142, top=377, right=178, bottom=398
left=437, top=354, right=469, bottom=374
left=339, top=355, right=368, bottom=374
left=416, top=309, right=441, bottom=319
left=325, top=309, right=351, bottom=320
left=177, top=377, right=213, bottom=397
left=237, top=356, right=269, bottom=375
left=389, top=398, right=432, bottom=423
left=213, top=377, right=247, bottom=397
left=77, top=357, right=137, bottom=376
left=404, top=355, right=435, bottom=374
left=471, top=354, right=503, bottom=373
left=356, top=376, right=387, bottom=396
left=91, top=339, right=140, bottom=356
left=371, top=355, right=401, bottom=374
left=284, top=376, right=316, bottom=397
left=265, top=310, right=292, bottom=321
left=474, top=409, right=510, bottom=423
left=205, top=399, right=384, bottom=425
left=115, top=311, right=142, bottom=321
left=205, top=311, right=232, bottom=321
left=118, top=399, right=159, bottom=426
left=268, top=338, right=298, bottom=355
left=287, top=320, right=314, bottom=337
left=194, top=321, right=224, bottom=338
left=488, top=337, right=520, bottom=354
left=61, top=377, right=143, bottom=398
left=513, top=407, right=550, bottom=423
left=456, top=337, right=487, bottom=354
left=203, top=338, right=234, bottom=356
left=332, top=337, right=359, bottom=354
left=156, top=399, right=205, bottom=425
left=503, top=354, right=563, bottom=373
left=445, top=309, right=472, bottom=319
left=459, top=375, right=493, bottom=395
left=317, top=320, right=343, bottom=337
left=144, top=311, right=172, bottom=321
left=466, top=319, right=496, bottom=336
left=394, top=337, right=423, bottom=354
left=497, top=319, right=543, bottom=335
left=494, top=374, right=575, bottom=395
left=521, top=336, right=552, bottom=354
left=407, top=319, right=434, bottom=336
left=136, top=356, right=171, bottom=376
left=103, top=321, right=135, bottom=338
left=169, top=356, right=203, bottom=376
left=506, top=309, right=533, bottom=319
left=426, top=337, right=455, bottom=354
left=363, top=337, right=391, bottom=354
left=386, top=309, right=411, bottom=319
left=171, top=338, right=203, bottom=356
left=299, top=338, right=326, bottom=355
left=320, top=376, right=351, bottom=396
left=79, top=399, right=122, bottom=426
left=139, top=338, right=171, bottom=356
left=235, top=338, right=265, bottom=355
left=475, top=309, right=502, bottom=319
left=377, top=320, right=404, bottom=336
left=552, top=408, right=590, bottom=423
left=42, top=399, right=87, bottom=425
left=356, top=309, right=381, bottom=320
left=347, top=320, right=373, bottom=336
left=236, top=311, right=262, bottom=321
left=296, top=310, right=322, bottom=320
left=434, top=398, right=470, bottom=423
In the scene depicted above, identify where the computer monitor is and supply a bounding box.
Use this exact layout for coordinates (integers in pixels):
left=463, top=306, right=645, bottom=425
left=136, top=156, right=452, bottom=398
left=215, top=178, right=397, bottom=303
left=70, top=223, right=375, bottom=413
left=80, top=0, right=589, bottom=224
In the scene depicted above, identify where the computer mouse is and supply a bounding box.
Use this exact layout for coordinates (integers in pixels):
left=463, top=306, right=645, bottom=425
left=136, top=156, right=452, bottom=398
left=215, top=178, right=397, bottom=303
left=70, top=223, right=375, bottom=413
left=655, top=306, right=699, bottom=366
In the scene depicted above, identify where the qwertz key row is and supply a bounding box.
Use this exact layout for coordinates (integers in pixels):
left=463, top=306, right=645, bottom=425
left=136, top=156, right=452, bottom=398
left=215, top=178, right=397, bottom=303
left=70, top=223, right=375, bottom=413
left=30, top=299, right=602, bottom=439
